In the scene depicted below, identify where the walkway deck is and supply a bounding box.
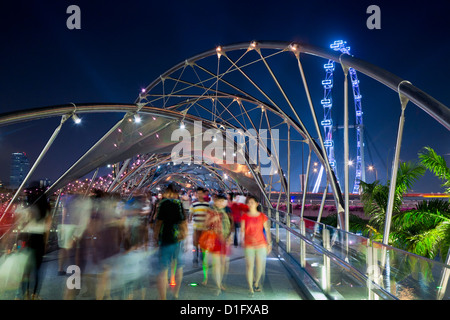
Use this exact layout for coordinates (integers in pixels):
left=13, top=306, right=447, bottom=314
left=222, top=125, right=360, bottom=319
left=0, top=225, right=305, bottom=300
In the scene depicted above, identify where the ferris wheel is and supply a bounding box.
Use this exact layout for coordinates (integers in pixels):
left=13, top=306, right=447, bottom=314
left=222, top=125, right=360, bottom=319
left=312, top=40, right=365, bottom=194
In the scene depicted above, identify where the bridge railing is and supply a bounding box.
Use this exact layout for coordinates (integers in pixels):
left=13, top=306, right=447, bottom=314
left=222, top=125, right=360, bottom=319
left=263, top=207, right=450, bottom=300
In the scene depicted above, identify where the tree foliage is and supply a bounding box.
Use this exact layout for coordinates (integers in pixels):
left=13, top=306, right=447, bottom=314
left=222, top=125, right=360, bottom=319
left=358, top=147, right=450, bottom=261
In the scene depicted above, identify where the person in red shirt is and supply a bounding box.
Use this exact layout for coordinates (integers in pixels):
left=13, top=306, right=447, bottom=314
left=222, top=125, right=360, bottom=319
left=229, top=193, right=246, bottom=247
left=240, top=195, right=272, bottom=296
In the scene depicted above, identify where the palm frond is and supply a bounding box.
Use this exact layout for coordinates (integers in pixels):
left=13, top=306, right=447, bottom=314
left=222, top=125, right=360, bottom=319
left=419, top=146, right=450, bottom=194
left=404, top=226, right=444, bottom=259
left=395, top=161, right=426, bottom=194
left=415, top=199, right=450, bottom=216
left=419, top=146, right=450, bottom=181
left=437, top=221, right=450, bottom=262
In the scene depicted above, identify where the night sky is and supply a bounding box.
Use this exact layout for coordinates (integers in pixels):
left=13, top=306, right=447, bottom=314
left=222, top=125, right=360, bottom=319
left=0, top=0, right=449, bottom=193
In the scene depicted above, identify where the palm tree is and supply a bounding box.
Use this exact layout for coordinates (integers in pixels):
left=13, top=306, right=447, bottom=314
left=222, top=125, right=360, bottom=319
left=390, top=199, right=450, bottom=260
left=358, top=147, right=450, bottom=261
left=358, top=161, right=426, bottom=243
left=384, top=147, right=450, bottom=261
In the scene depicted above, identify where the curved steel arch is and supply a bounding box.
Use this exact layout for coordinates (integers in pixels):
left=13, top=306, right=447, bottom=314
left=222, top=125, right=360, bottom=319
left=137, top=40, right=450, bottom=130
left=0, top=41, right=448, bottom=234
left=0, top=103, right=268, bottom=202
left=114, top=154, right=243, bottom=196
left=139, top=91, right=344, bottom=218
left=135, top=39, right=450, bottom=232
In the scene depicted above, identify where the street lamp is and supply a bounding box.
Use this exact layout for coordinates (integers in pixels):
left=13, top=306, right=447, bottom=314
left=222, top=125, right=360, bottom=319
left=368, top=165, right=378, bottom=181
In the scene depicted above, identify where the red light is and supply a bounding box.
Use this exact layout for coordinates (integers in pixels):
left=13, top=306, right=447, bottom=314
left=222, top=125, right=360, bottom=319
left=170, top=274, right=176, bottom=286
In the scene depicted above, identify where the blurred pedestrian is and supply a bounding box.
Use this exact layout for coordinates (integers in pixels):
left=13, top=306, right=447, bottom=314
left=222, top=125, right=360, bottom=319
left=240, top=195, right=272, bottom=296
left=202, top=193, right=233, bottom=295
left=123, top=195, right=145, bottom=250
left=181, top=192, right=191, bottom=217
left=153, top=184, right=187, bottom=300
left=189, top=187, right=209, bottom=266
left=91, top=190, right=122, bottom=300
left=229, top=193, right=245, bottom=247
left=57, top=191, right=78, bottom=276
left=59, top=191, right=93, bottom=300
left=17, top=189, right=51, bottom=300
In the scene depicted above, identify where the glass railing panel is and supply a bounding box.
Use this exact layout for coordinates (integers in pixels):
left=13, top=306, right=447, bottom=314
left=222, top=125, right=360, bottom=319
left=266, top=216, right=384, bottom=300
left=263, top=207, right=450, bottom=300
left=372, top=241, right=450, bottom=300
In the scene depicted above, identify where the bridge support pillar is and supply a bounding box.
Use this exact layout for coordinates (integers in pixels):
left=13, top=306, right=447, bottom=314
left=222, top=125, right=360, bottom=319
left=382, top=81, right=412, bottom=261
left=3, top=114, right=70, bottom=218
left=322, top=228, right=331, bottom=295
left=299, top=218, right=306, bottom=268
left=366, top=240, right=381, bottom=300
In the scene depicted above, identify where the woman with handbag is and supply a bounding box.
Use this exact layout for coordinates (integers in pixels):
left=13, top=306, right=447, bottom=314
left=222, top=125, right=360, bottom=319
left=200, top=194, right=232, bottom=295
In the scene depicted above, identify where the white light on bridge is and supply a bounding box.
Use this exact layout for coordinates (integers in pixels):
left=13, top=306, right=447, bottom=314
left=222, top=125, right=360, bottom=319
left=72, top=114, right=82, bottom=124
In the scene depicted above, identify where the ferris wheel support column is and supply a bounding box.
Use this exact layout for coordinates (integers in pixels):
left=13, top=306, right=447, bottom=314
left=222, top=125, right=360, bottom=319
left=360, top=125, right=366, bottom=184
left=341, top=56, right=350, bottom=233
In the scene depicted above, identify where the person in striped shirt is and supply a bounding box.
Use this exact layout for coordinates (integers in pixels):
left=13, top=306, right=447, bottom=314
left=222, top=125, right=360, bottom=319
left=189, top=187, right=210, bottom=265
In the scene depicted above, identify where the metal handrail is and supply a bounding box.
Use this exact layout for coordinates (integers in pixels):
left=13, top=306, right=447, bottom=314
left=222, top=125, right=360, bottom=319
left=264, top=209, right=398, bottom=300
left=275, top=207, right=450, bottom=271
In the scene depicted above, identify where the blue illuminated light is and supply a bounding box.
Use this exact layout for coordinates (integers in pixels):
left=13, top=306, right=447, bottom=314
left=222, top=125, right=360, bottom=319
left=324, top=140, right=334, bottom=147
left=314, top=39, right=365, bottom=194
left=324, top=63, right=334, bottom=70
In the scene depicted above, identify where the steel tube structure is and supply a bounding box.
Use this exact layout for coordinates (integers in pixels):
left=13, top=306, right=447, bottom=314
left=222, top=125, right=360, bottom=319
left=382, top=81, right=411, bottom=246
left=0, top=41, right=448, bottom=244
left=317, top=180, right=329, bottom=224
left=296, top=53, right=344, bottom=228
left=341, top=58, right=350, bottom=232
left=136, top=40, right=449, bottom=238
left=137, top=41, right=450, bottom=130
left=286, top=124, right=291, bottom=252
left=300, top=148, right=312, bottom=220
left=3, top=114, right=70, bottom=217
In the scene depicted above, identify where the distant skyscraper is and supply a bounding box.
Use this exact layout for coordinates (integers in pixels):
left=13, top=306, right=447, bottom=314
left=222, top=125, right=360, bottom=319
left=10, top=152, right=30, bottom=189
left=39, top=178, right=52, bottom=188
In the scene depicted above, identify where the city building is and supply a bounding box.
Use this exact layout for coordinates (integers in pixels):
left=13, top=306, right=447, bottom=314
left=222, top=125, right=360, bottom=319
left=9, top=152, right=30, bottom=189
left=39, top=178, right=52, bottom=188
